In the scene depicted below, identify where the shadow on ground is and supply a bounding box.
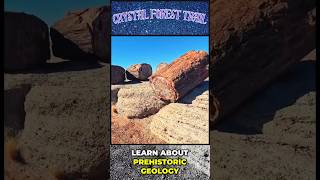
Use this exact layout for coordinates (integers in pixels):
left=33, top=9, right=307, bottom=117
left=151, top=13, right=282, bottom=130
left=179, top=80, right=209, bottom=104
left=212, top=60, right=315, bottom=134
left=5, top=59, right=105, bottom=74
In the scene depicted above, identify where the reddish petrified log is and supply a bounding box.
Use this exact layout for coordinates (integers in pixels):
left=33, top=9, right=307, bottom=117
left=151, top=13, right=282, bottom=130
left=50, top=6, right=110, bottom=62
left=210, top=0, right=316, bottom=123
left=150, top=51, right=209, bottom=102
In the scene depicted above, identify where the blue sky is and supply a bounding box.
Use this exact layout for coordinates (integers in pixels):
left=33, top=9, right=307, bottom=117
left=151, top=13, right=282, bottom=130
left=4, top=0, right=109, bottom=26
left=112, top=36, right=209, bottom=71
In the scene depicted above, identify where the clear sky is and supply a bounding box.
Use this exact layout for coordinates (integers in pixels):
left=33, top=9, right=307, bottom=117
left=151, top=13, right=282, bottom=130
left=4, top=0, right=109, bottom=26
left=112, top=36, right=209, bottom=71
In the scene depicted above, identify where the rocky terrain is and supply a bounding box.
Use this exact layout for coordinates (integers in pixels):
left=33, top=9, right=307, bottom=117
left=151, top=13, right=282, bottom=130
left=111, top=51, right=210, bottom=144
left=210, top=0, right=316, bottom=120
left=211, top=50, right=316, bottom=179
left=111, top=79, right=209, bottom=144
left=4, top=58, right=110, bottom=180
left=4, top=8, right=111, bottom=180
left=4, top=0, right=316, bottom=179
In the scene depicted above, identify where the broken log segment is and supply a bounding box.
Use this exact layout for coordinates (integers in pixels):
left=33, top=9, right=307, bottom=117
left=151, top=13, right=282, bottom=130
left=155, top=63, right=169, bottom=73
left=210, top=0, right=316, bottom=123
left=126, top=63, right=152, bottom=81
left=149, top=50, right=209, bottom=102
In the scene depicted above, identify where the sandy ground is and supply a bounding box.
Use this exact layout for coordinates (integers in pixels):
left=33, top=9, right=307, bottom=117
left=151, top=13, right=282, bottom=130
left=210, top=50, right=316, bottom=179
left=111, top=109, right=165, bottom=144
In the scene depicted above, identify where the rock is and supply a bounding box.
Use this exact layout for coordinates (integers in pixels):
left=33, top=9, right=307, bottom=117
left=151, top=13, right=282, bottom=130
left=92, top=7, right=110, bottom=62
left=210, top=93, right=220, bottom=124
left=210, top=0, right=316, bottom=121
left=4, top=12, right=50, bottom=71
left=14, top=65, right=110, bottom=179
left=155, top=63, right=169, bottom=73
left=149, top=103, right=209, bottom=144
left=181, top=145, right=210, bottom=176
left=111, top=65, right=125, bottom=84
left=150, top=51, right=209, bottom=102
left=116, top=82, right=167, bottom=118
left=126, top=63, right=152, bottom=81
left=180, top=79, right=209, bottom=111
left=113, top=80, right=209, bottom=144
left=50, top=6, right=110, bottom=62
left=111, top=83, right=148, bottom=104
left=111, top=86, right=121, bottom=105
left=211, top=53, right=316, bottom=179
left=4, top=84, right=31, bottom=137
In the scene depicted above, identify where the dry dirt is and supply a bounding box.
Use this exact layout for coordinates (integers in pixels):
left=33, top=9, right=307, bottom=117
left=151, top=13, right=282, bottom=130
left=111, top=108, right=165, bottom=144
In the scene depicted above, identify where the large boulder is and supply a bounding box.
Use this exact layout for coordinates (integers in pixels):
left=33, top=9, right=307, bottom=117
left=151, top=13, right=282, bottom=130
left=126, top=63, right=152, bottom=81
left=4, top=12, right=50, bottom=71
left=50, top=6, right=110, bottom=62
left=210, top=0, right=316, bottom=121
left=111, top=65, right=125, bottom=84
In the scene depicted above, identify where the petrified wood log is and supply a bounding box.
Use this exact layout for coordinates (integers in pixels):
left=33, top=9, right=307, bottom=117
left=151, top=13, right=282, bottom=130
left=155, top=63, right=169, bottom=73
left=126, top=63, right=152, bottom=81
left=149, top=50, right=209, bottom=102
left=50, top=6, right=110, bottom=62
left=210, top=0, right=316, bottom=123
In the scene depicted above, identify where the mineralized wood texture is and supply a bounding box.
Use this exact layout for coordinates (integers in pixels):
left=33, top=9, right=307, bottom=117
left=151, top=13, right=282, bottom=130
left=115, top=82, right=167, bottom=118
left=126, top=63, right=152, bottom=81
left=150, top=51, right=209, bottom=102
left=210, top=0, right=316, bottom=122
left=149, top=103, right=209, bottom=144
left=50, top=6, right=110, bottom=62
